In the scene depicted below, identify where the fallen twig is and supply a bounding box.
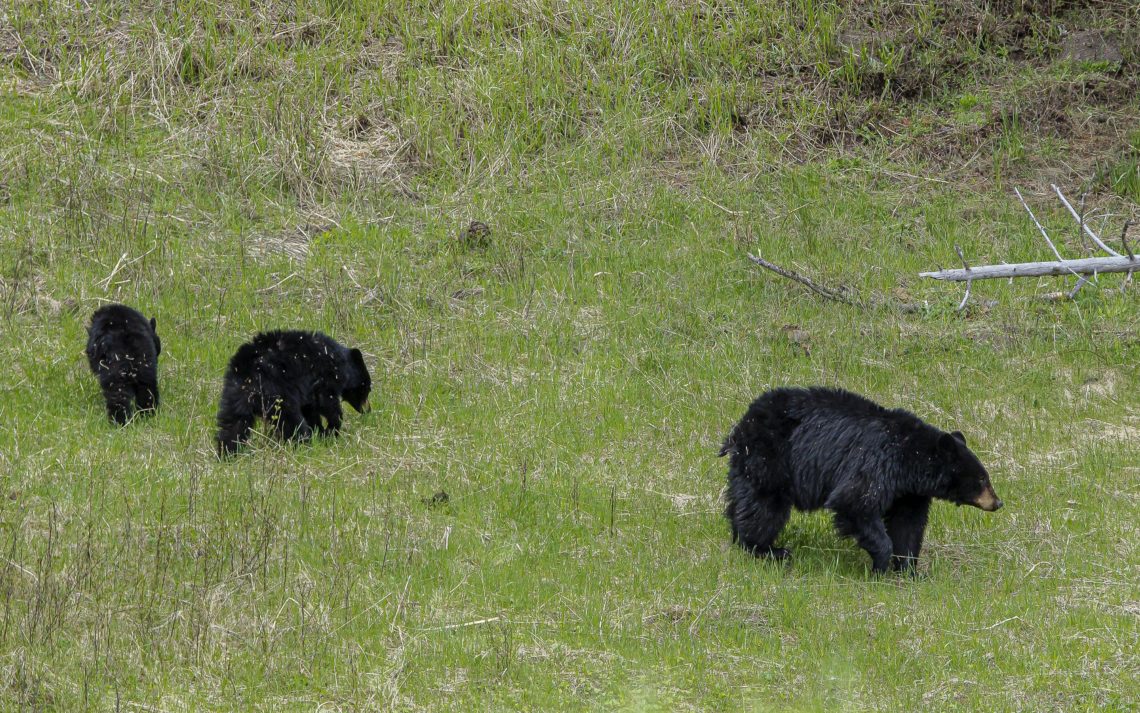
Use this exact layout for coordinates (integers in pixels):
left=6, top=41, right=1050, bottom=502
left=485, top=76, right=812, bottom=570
left=425, top=616, right=502, bottom=632
left=748, top=254, right=858, bottom=305
left=1123, top=220, right=1136, bottom=292
left=954, top=245, right=972, bottom=312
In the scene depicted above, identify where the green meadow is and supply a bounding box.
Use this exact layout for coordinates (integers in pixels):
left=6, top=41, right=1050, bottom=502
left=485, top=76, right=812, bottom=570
left=0, top=1, right=1137, bottom=710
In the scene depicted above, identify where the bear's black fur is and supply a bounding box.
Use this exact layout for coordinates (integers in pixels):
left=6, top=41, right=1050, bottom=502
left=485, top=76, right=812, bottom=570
left=720, top=387, right=1002, bottom=573
left=215, top=330, right=371, bottom=456
left=85, top=304, right=161, bottom=424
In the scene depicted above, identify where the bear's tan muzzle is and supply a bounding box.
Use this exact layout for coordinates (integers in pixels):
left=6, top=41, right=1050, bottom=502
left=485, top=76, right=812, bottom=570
left=972, top=485, right=1003, bottom=512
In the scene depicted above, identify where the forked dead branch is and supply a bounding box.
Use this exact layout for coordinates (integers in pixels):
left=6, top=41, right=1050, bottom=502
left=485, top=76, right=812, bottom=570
left=921, top=186, right=1137, bottom=309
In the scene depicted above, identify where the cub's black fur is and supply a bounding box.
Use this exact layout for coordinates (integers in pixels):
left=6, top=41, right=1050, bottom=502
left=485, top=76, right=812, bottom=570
left=85, top=304, right=161, bottom=424
left=215, top=330, right=371, bottom=456
left=720, top=387, right=1002, bottom=573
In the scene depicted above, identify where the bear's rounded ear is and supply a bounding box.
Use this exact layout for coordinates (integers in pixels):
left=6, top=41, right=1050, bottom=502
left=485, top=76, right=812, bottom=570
left=951, top=430, right=966, bottom=445
left=150, top=317, right=157, bottom=331
left=349, top=348, right=366, bottom=368
left=938, top=432, right=959, bottom=453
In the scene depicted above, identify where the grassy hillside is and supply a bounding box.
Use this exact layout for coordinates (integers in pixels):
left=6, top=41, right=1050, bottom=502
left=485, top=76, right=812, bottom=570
left=1, top=1, right=1137, bottom=710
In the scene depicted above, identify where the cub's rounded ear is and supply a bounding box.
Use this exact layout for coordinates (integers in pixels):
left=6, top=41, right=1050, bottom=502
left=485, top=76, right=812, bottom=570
left=150, top=317, right=157, bottom=331
left=938, top=432, right=960, bottom=453
left=349, top=348, right=366, bottom=368
left=951, top=430, right=966, bottom=445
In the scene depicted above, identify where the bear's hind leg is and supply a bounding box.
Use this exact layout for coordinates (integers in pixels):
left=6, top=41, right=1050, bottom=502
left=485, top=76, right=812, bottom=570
left=216, top=384, right=258, bottom=456
left=216, top=415, right=254, bottom=456
left=135, top=379, right=159, bottom=414
left=728, top=489, right=792, bottom=560
left=102, top=382, right=133, bottom=425
left=885, top=496, right=931, bottom=573
left=833, top=511, right=893, bottom=573
left=272, top=405, right=313, bottom=444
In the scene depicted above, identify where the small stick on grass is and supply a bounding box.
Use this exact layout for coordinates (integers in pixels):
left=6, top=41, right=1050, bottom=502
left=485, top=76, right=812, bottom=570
left=954, top=245, right=972, bottom=312
left=97, top=247, right=158, bottom=290
left=1121, top=220, right=1135, bottom=261
left=98, top=252, right=128, bottom=290
left=609, top=484, right=617, bottom=537
left=747, top=255, right=858, bottom=306
left=1067, top=276, right=1090, bottom=300
left=426, top=616, right=503, bottom=632
left=702, top=195, right=743, bottom=216
left=1123, top=220, right=1136, bottom=291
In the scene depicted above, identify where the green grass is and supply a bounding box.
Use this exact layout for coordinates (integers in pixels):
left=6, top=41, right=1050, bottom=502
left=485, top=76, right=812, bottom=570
left=1, top=1, right=1138, bottom=710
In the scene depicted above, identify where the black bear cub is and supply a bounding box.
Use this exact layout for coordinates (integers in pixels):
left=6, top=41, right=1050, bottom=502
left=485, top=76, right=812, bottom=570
left=720, top=387, right=1002, bottom=573
left=216, top=330, right=371, bottom=456
left=86, top=304, right=162, bottom=424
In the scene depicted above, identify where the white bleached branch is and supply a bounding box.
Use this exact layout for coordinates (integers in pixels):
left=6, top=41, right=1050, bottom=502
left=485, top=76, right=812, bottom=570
left=922, top=188, right=1137, bottom=299
left=1051, top=184, right=1121, bottom=257
left=920, top=255, right=1138, bottom=282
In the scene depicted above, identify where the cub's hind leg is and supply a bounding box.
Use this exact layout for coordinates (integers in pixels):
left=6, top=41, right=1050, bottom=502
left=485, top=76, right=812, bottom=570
left=270, top=400, right=313, bottom=443
left=135, top=378, right=159, bottom=414
left=101, top=381, right=133, bottom=425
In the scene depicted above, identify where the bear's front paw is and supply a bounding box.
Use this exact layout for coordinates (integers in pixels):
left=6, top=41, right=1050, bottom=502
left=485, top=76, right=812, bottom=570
left=762, top=547, right=791, bottom=561
left=870, top=556, right=893, bottom=574
left=891, top=555, right=920, bottom=575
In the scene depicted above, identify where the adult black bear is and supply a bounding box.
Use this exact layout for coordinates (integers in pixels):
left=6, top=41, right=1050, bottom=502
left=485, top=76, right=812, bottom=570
left=215, top=330, right=371, bottom=456
left=85, top=304, right=161, bottom=424
left=720, top=387, right=1002, bottom=573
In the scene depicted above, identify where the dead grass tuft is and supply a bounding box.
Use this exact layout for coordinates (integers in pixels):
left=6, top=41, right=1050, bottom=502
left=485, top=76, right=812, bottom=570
left=1086, top=417, right=1140, bottom=444
left=246, top=223, right=331, bottom=262
left=0, top=73, right=44, bottom=97
left=322, top=105, right=418, bottom=191
left=354, top=34, right=406, bottom=78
